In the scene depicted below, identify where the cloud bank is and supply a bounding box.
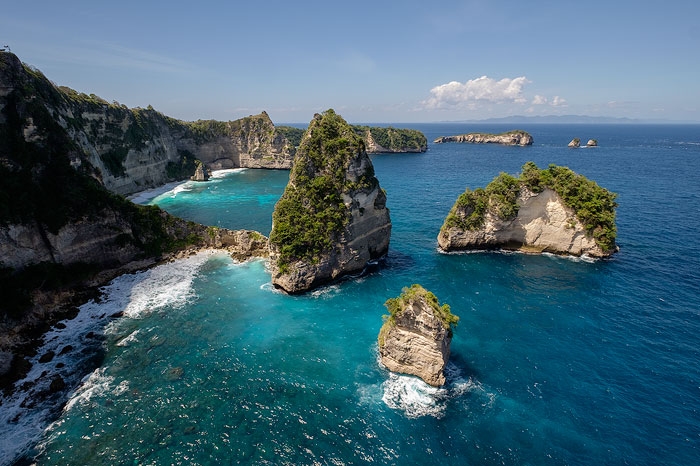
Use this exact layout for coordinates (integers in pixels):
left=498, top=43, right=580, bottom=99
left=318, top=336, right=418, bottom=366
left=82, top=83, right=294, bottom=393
left=424, top=76, right=529, bottom=108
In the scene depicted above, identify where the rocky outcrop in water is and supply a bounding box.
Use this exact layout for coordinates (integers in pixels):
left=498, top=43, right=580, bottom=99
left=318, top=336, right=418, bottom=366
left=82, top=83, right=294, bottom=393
left=434, top=130, right=533, bottom=146
left=190, top=160, right=209, bottom=181
left=268, top=110, right=391, bottom=293
left=586, top=139, right=598, bottom=147
left=378, top=285, right=458, bottom=387
left=438, top=162, right=618, bottom=257
left=568, top=138, right=581, bottom=148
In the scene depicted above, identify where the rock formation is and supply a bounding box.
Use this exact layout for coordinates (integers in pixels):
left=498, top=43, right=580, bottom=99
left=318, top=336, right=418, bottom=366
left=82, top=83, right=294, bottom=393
left=378, top=285, right=458, bottom=387
left=438, top=162, right=618, bottom=257
left=0, top=52, right=295, bottom=197
left=586, top=139, right=598, bottom=147
left=434, top=130, right=533, bottom=146
left=268, top=110, right=391, bottom=293
left=568, top=138, right=581, bottom=148
left=190, top=160, right=209, bottom=181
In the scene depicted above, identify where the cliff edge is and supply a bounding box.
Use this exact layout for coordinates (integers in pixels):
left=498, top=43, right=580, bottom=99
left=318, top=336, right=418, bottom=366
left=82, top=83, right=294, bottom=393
left=378, top=285, right=458, bottom=387
left=0, top=52, right=295, bottom=197
left=268, top=109, right=391, bottom=293
left=438, top=162, right=618, bottom=257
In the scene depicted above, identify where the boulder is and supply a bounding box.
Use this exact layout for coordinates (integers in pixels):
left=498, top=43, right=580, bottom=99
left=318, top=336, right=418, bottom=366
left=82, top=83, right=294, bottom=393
left=378, top=285, right=458, bottom=387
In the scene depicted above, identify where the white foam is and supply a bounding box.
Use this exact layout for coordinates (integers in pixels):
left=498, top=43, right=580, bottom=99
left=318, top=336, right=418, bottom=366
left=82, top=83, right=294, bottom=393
left=209, top=168, right=246, bottom=179
left=62, top=368, right=114, bottom=412
left=0, top=250, right=225, bottom=465
left=120, top=251, right=219, bottom=318
left=127, top=180, right=188, bottom=204
left=379, top=361, right=490, bottom=419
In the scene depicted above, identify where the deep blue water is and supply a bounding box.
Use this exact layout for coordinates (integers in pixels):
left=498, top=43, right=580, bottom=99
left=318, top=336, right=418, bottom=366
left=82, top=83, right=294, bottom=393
left=2, top=124, right=699, bottom=465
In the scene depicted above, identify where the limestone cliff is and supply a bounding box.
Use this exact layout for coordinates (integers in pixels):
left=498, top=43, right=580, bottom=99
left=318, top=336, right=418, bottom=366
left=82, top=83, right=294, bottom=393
left=378, top=285, right=458, bottom=387
left=0, top=51, right=270, bottom=391
left=268, top=110, right=391, bottom=293
left=434, top=130, right=533, bottom=146
left=438, top=162, right=618, bottom=257
left=353, top=125, right=428, bottom=153
left=0, top=52, right=294, bottom=197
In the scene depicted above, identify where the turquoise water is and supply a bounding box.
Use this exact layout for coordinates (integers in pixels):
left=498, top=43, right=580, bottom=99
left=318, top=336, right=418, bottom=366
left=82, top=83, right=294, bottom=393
left=3, top=124, right=700, bottom=465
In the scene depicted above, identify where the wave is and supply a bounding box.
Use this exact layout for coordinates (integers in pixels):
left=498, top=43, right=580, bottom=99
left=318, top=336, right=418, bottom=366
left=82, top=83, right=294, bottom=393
left=378, top=361, right=492, bottom=419
left=0, top=250, right=224, bottom=465
left=126, top=180, right=189, bottom=204
left=209, top=168, right=247, bottom=179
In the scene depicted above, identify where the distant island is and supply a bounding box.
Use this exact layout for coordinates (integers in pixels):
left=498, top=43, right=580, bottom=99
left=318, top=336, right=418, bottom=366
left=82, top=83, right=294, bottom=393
left=434, top=130, right=533, bottom=146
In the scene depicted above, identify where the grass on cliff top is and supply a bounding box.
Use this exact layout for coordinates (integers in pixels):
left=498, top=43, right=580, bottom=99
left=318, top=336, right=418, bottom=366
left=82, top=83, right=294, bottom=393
left=443, top=161, right=618, bottom=252
left=379, top=284, right=459, bottom=347
left=269, top=109, right=379, bottom=270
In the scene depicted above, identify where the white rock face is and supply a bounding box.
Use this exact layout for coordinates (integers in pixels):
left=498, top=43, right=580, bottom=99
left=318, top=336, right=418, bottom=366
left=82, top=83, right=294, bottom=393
left=438, top=188, right=607, bottom=257
left=378, top=288, right=453, bottom=387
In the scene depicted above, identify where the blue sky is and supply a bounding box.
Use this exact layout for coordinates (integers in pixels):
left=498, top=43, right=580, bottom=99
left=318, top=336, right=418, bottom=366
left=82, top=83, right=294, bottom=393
left=2, top=0, right=699, bottom=123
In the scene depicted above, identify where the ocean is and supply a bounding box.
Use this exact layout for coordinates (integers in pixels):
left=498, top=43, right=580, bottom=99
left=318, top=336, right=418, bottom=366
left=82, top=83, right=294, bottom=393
left=1, top=124, right=699, bottom=465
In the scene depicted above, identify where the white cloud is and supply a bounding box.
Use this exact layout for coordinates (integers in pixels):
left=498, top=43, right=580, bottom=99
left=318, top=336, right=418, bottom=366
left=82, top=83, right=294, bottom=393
left=551, top=96, right=567, bottom=107
left=531, top=94, right=568, bottom=107
left=424, top=76, right=530, bottom=108
left=532, top=95, right=547, bottom=105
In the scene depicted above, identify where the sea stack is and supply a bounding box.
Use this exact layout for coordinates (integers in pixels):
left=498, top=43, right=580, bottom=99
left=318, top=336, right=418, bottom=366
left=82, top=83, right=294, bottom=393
left=268, top=109, right=391, bottom=293
left=568, top=138, right=581, bottom=148
left=190, top=160, right=209, bottom=181
left=586, top=139, right=598, bottom=147
left=437, top=162, right=618, bottom=257
left=378, top=285, right=459, bottom=387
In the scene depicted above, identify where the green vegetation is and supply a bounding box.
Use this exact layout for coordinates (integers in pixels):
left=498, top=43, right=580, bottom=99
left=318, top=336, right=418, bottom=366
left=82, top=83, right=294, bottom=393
left=379, top=284, right=458, bottom=347
left=352, top=125, right=427, bottom=152
left=443, top=162, right=618, bottom=252
left=269, top=109, right=377, bottom=268
left=166, top=150, right=199, bottom=180
left=276, top=125, right=305, bottom=148
left=0, top=53, right=209, bottom=318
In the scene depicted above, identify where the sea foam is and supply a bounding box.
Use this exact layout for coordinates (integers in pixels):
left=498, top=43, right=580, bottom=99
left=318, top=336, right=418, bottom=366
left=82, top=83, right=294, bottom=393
left=0, top=250, right=224, bottom=465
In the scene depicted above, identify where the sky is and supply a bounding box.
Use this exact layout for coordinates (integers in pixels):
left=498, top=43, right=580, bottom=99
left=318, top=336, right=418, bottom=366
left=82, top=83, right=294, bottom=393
left=2, top=0, right=699, bottom=124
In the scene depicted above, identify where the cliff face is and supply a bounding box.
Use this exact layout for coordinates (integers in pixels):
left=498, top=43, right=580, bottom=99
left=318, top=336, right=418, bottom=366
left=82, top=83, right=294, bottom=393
left=378, top=285, right=458, bottom=387
left=437, top=162, right=618, bottom=257
left=268, top=110, right=391, bottom=293
left=434, top=131, right=533, bottom=146
left=0, top=52, right=294, bottom=197
left=438, top=187, right=606, bottom=256
left=0, top=52, right=271, bottom=390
